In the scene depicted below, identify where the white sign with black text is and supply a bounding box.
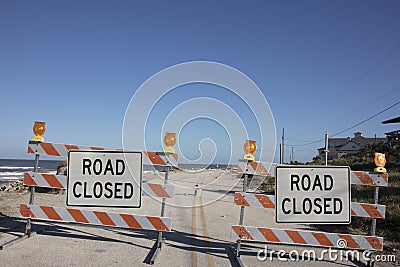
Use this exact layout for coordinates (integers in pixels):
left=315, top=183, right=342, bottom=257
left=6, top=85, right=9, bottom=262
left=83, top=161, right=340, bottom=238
left=67, top=150, right=142, bottom=208
left=275, top=166, right=351, bottom=224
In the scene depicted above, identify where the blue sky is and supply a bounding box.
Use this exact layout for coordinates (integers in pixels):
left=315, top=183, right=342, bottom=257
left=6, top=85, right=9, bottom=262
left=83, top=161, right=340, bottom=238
left=1, top=1, right=400, bottom=163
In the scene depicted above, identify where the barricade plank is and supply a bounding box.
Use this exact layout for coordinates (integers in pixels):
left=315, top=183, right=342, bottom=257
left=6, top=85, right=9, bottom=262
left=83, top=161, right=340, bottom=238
left=231, top=226, right=383, bottom=251
left=237, top=160, right=278, bottom=177
left=24, top=172, right=66, bottom=189
left=24, top=172, right=175, bottom=198
left=237, top=160, right=388, bottom=187
left=351, top=171, right=388, bottom=187
left=142, top=182, right=174, bottom=198
left=234, top=192, right=386, bottom=219
left=27, top=141, right=178, bottom=166
left=20, top=204, right=171, bottom=232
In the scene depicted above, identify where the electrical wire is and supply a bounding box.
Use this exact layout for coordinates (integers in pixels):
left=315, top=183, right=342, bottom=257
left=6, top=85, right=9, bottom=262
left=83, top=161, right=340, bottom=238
left=286, top=138, right=316, bottom=142
left=286, top=99, right=400, bottom=147
left=306, top=43, right=400, bottom=118
left=283, top=44, right=400, bottom=156
left=330, top=100, right=400, bottom=137
left=327, top=85, right=400, bottom=126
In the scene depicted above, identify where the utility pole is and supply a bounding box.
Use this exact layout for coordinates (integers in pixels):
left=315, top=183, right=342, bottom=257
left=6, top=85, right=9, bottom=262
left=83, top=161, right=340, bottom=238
left=281, top=128, right=285, bottom=164
left=279, top=144, right=282, bottom=164
left=291, top=146, right=294, bottom=164
left=324, top=132, right=329, bottom=166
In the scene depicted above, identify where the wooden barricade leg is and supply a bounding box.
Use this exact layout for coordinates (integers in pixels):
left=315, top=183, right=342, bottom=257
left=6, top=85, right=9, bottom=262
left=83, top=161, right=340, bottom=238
left=147, top=166, right=169, bottom=265
left=368, top=186, right=380, bottom=267
left=233, top=161, right=249, bottom=267
left=25, top=153, right=39, bottom=237
left=0, top=150, right=40, bottom=250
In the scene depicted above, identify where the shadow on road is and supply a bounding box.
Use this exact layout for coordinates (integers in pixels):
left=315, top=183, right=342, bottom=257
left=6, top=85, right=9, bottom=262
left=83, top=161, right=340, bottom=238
left=1, top=216, right=369, bottom=266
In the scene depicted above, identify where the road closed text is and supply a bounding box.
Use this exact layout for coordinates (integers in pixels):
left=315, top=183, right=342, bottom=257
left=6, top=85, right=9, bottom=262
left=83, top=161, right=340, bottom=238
left=71, top=158, right=134, bottom=200
left=281, top=174, right=343, bottom=215
left=72, top=181, right=134, bottom=199
left=276, top=166, right=350, bottom=224
left=67, top=151, right=142, bottom=208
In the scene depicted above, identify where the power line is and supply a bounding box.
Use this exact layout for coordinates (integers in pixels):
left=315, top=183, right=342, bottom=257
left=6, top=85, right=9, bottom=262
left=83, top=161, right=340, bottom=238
left=286, top=138, right=316, bottom=142
left=285, top=43, right=400, bottom=148
left=343, top=44, right=400, bottom=93
left=285, top=138, right=325, bottom=147
left=328, top=84, right=400, bottom=126
left=306, top=43, right=400, bottom=118
left=330, top=100, right=400, bottom=137
left=287, top=84, right=400, bottom=145
left=286, top=99, right=400, bottom=147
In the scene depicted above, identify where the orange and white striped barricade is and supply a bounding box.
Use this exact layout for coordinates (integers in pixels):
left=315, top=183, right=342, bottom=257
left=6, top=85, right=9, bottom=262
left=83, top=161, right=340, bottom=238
left=3, top=141, right=177, bottom=264
left=237, top=159, right=279, bottom=177
left=27, top=141, right=178, bottom=167
left=231, top=226, right=383, bottom=251
left=142, top=181, right=175, bottom=199
left=234, top=192, right=386, bottom=219
left=351, top=171, right=388, bottom=187
left=23, top=172, right=175, bottom=199
left=20, top=204, right=171, bottom=232
left=21, top=171, right=175, bottom=263
left=233, top=160, right=387, bottom=266
left=238, top=159, right=389, bottom=187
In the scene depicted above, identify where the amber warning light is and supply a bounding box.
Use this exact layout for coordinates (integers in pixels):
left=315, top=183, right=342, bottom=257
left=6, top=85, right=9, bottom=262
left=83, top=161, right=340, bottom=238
left=374, top=153, right=387, bottom=173
left=243, top=140, right=256, bottom=161
left=163, top=132, right=177, bottom=153
left=32, top=121, right=46, bottom=142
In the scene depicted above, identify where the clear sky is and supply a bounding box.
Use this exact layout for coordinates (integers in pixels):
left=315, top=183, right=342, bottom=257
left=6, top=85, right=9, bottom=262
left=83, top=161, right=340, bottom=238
left=1, top=1, right=400, bottom=163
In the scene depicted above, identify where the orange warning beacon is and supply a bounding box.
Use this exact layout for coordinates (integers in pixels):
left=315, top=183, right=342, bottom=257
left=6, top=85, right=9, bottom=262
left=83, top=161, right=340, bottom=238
left=374, top=153, right=386, bottom=173
left=32, top=121, right=46, bottom=142
left=243, top=140, right=256, bottom=161
left=163, top=132, right=177, bottom=153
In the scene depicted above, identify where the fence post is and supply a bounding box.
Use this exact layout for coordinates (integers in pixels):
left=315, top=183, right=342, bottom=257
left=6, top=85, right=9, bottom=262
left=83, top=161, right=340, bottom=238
left=368, top=186, right=380, bottom=267
left=25, top=150, right=39, bottom=237
left=149, top=165, right=169, bottom=264
left=235, top=163, right=248, bottom=258
left=159, top=166, right=169, bottom=243
left=370, top=187, right=379, bottom=236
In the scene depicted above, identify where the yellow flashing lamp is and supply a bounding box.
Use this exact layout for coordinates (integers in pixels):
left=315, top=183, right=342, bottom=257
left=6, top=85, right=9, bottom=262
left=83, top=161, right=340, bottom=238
left=243, top=140, right=256, bottom=161
left=374, top=153, right=387, bottom=173
left=32, top=121, right=46, bottom=142
left=163, top=132, right=177, bottom=153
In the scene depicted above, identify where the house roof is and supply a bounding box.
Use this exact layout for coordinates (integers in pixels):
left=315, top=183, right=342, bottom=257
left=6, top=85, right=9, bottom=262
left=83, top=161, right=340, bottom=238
left=327, top=138, right=349, bottom=146
left=352, top=137, right=386, bottom=147
left=382, top=116, right=400, bottom=124
left=317, top=133, right=386, bottom=150
left=335, top=140, right=362, bottom=151
left=385, top=129, right=400, bottom=135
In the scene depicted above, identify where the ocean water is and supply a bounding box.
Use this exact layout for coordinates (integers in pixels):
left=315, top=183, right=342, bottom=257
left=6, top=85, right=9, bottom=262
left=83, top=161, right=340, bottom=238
left=0, top=159, right=233, bottom=185
left=0, top=159, right=62, bottom=184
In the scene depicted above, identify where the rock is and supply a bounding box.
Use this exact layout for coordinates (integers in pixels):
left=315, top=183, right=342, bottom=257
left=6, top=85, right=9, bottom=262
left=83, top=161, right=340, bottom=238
left=0, top=181, right=27, bottom=192
left=57, top=166, right=67, bottom=175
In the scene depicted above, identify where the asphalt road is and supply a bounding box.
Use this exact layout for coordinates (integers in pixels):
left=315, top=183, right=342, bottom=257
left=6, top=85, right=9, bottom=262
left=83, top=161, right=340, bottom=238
left=0, top=169, right=383, bottom=266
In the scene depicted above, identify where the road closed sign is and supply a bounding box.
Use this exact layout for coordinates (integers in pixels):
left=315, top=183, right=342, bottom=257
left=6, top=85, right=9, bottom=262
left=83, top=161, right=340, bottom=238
left=276, top=166, right=350, bottom=224
left=67, top=151, right=142, bottom=208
